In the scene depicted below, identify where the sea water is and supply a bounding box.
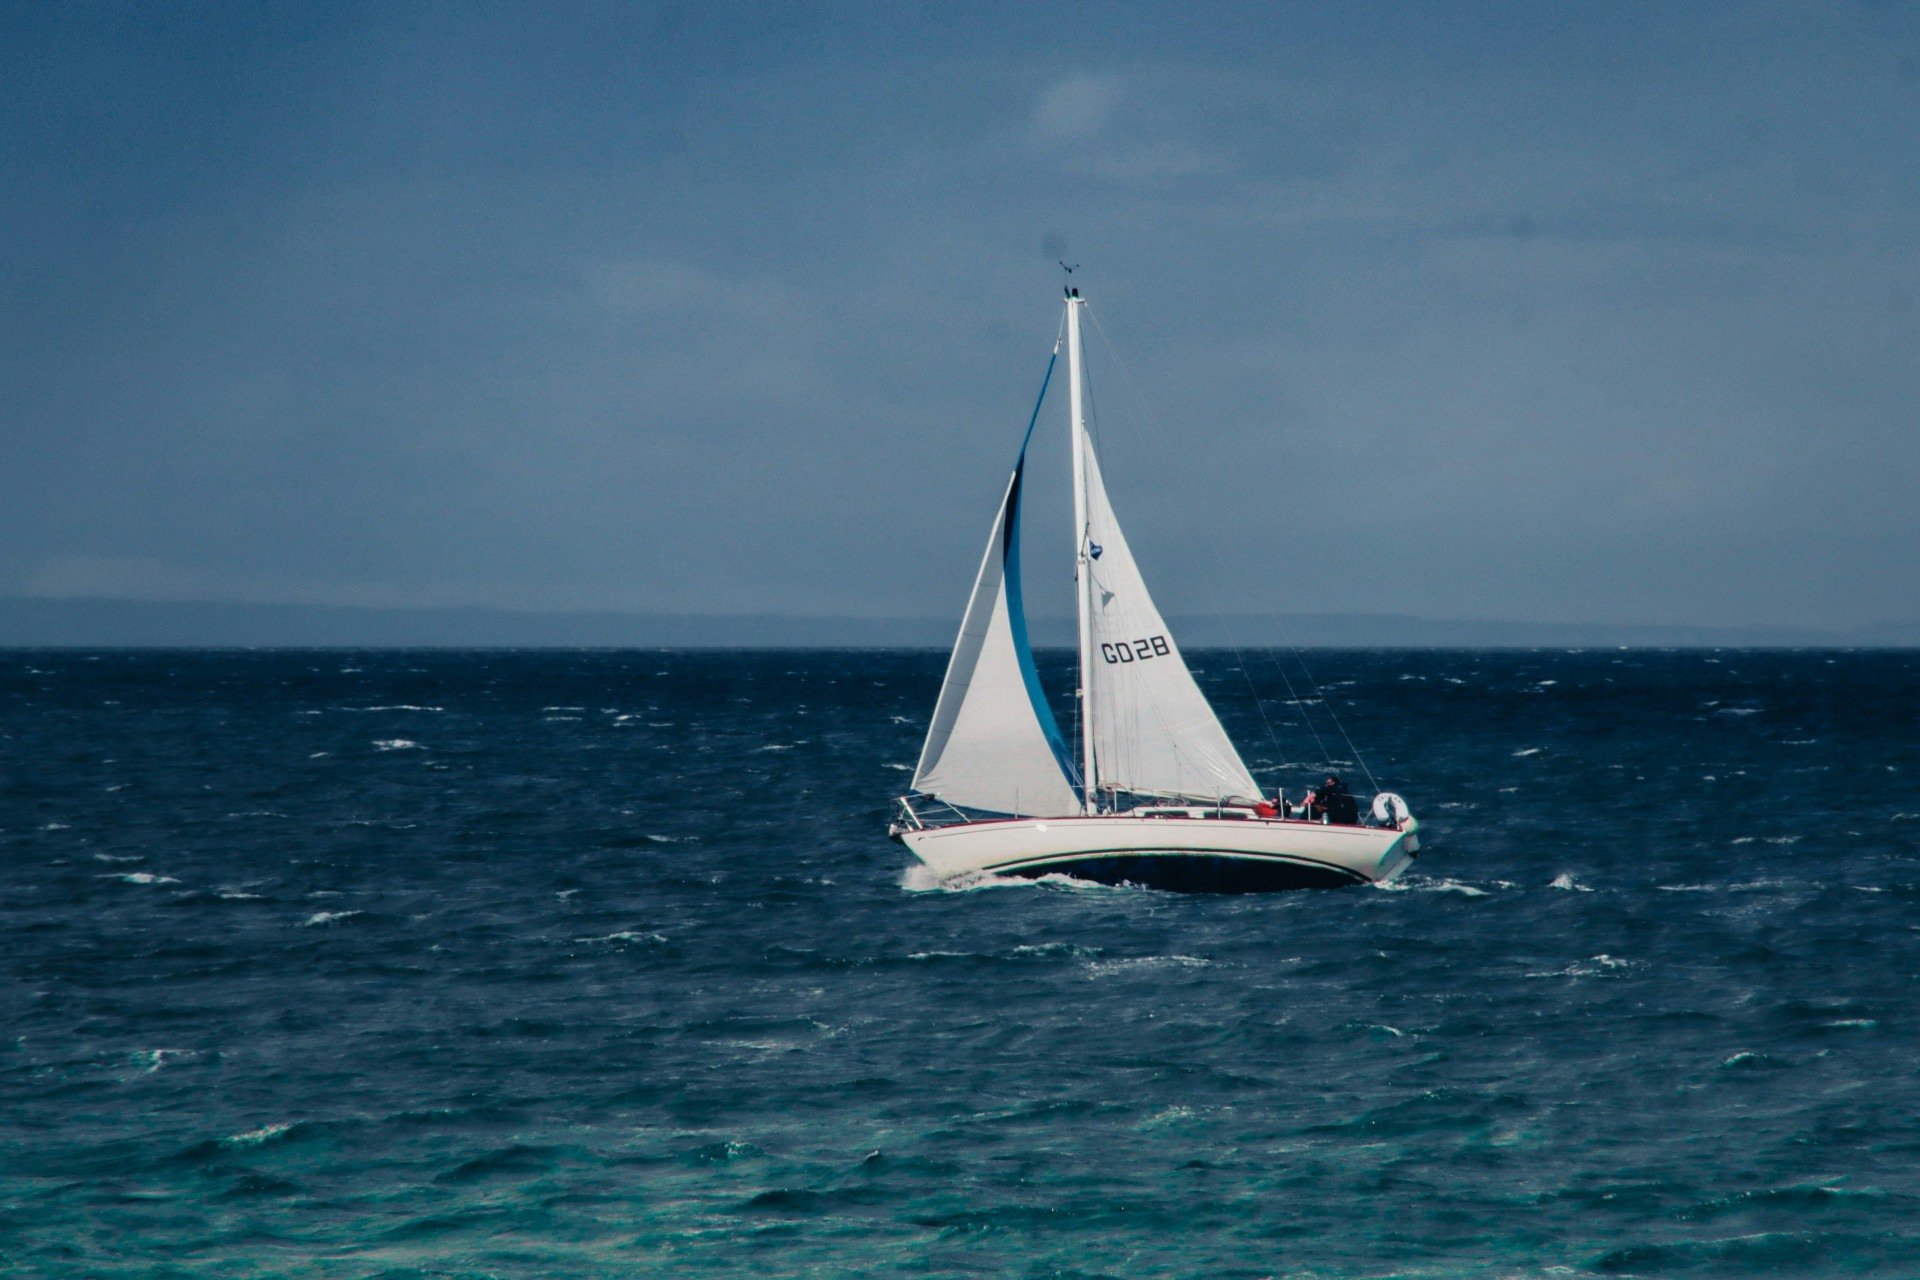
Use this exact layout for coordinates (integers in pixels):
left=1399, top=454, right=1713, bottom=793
left=3, top=648, right=1917, bottom=1278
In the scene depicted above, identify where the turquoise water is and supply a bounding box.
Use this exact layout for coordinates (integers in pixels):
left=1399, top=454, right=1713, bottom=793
left=4, top=649, right=1918, bottom=1277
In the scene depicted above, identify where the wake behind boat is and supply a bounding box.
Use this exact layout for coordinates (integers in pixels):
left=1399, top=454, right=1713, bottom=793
left=889, top=287, right=1419, bottom=892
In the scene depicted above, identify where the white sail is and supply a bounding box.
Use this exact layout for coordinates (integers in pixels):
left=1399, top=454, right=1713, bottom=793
left=1079, top=440, right=1262, bottom=804
left=911, top=456, right=1082, bottom=816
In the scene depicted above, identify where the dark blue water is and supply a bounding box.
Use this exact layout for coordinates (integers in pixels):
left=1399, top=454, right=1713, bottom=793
left=4, top=648, right=1918, bottom=1277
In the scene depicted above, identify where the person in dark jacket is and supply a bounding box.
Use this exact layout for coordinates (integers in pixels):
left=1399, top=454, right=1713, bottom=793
left=1305, top=774, right=1359, bottom=825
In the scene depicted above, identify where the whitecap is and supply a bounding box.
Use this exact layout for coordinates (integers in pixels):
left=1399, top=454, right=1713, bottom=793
left=756, top=743, right=800, bottom=752
left=223, top=1122, right=293, bottom=1146
left=353, top=705, right=443, bottom=712
left=1030, top=872, right=1142, bottom=892
left=1549, top=873, right=1592, bottom=892
left=1730, top=836, right=1757, bottom=845
left=134, top=1048, right=195, bottom=1072
left=309, top=751, right=330, bottom=758
left=109, top=872, right=179, bottom=886
left=1380, top=878, right=1488, bottom=896
left=645, top=834, right=695, bottom=844
left=1525, top=955, right=1632, bottom=979
left=1012, top=942, right=1099, bottom=959
left=373, top=739, right=421, bottom=751
left=542, top=706, right=584, bottom=712
left=40, top=822, right=71, bottom=831
left=1824, top=1018, right=1877, bottom=1029
left=1434, top=880, right=1490, bottom=897
left=1512, top=747, right=1543, bottom=757
left=1658, top=883, right=1719, bottom=892
left=885, top=763, right=912, bottom=771
left=901, top=865, right=1027, bottom=893
left=93, top=853, right=143, bottom=863
left=218, top=891, right=264, bottom=901
left=1085, top=955, right=1211, bottom=977
left=1763, top=836, right=1801, bottom=845
left=1714, top=707, right=1762, bottom=716
left=574, top=930, right=666, bottom=946
left=300, top=910, right=362, bottom=927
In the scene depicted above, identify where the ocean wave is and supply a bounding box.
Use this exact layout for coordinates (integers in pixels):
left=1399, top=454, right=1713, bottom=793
left=901, top=865, right=1031, bottom=892
left=222, top=1122, right=294, bottom=1147
left=1540, top=954, right=1632, bottom=977
left=299, top=910, right=362, bottom=927
left=1720, top=1050, right=1789, bottom=1070
left=1379, top=877, right=1490, bottom=896
left=1085, top=955, right=1211, bottom=977
left=372, top=739, right=422, bottom=751
left=134, top=1048, right=196, bottom=1072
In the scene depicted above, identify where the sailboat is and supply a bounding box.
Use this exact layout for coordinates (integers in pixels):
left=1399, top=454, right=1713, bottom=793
left=889, top=286, right=1419, bottom=892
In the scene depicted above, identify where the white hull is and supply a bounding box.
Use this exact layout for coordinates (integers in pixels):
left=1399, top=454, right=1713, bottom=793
left=897, top=813, right=1417, bottom=892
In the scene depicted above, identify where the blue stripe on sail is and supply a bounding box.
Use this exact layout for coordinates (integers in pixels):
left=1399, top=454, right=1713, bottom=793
left=1018, top=349, right=1057, bottom=455
left=1003, top=353, right=1081, bottom=796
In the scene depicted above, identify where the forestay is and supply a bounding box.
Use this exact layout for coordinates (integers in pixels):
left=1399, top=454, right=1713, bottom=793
left=1079, top=440, right=1262, bottom=804
left=911, top=451, right=1082, bottom=817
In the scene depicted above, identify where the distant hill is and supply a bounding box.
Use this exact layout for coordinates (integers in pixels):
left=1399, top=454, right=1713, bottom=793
left=2, top=596, right=1915, bottom=649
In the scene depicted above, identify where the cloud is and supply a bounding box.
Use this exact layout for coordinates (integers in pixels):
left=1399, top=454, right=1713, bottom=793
left=1032, top=74, right=1121, bottom=144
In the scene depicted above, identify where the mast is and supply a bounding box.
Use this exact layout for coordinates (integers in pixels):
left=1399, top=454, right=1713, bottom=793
left=1065, top=289, right=1096, bottom=814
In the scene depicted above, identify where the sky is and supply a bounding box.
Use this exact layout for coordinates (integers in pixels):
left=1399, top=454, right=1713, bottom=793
left=4, top=1, right=1918, bottom=634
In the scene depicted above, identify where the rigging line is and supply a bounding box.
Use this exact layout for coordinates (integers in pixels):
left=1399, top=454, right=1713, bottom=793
left=1082, top=305, right=1310, bottom=780
left=1282, top=645, right=1381, bottom=794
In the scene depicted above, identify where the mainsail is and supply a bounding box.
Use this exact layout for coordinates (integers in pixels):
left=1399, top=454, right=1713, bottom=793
left=910, top=427, right=1081, bottom=817
left=1077, top=421, right=1262, bottom=805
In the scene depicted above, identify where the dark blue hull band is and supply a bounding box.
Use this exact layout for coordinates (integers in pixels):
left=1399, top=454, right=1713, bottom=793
left=1001, top=853, right=1370, bottom=894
